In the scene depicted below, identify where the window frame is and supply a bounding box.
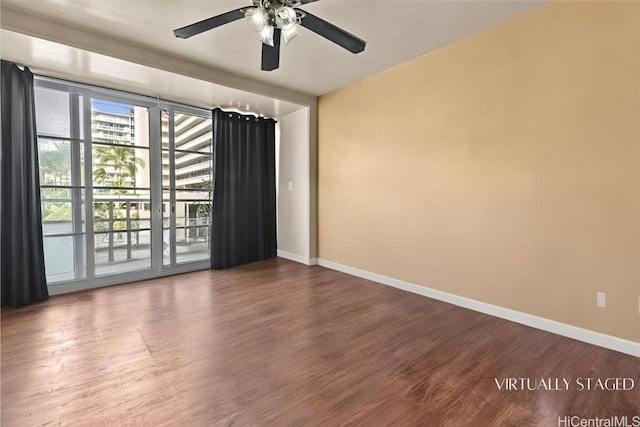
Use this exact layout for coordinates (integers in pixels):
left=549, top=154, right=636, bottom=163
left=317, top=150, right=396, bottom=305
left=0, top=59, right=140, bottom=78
left=35, top=76, right=213, bottom=292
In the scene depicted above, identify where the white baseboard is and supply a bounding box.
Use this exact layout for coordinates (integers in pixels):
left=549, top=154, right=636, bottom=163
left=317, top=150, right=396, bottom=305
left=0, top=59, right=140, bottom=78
left=316, top=258, right=639, bottom=358
left=278, top=251, right=317, bottom=266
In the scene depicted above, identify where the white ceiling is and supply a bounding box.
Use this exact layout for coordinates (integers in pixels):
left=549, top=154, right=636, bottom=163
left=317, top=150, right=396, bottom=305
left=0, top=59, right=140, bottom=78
left=0, top=29, right=305, bottom=117
left=0, top=0, right=545, bottom=97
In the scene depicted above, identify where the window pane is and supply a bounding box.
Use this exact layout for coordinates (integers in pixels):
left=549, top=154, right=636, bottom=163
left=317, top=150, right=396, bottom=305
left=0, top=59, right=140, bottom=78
left=38, top=139, right=73, bottom=186
left=161, top=199, right=171, bottom=224
left=174, top=113, right=212, bottom=153
left=38, top=138, right=86, bottom=187
left=41, top=190, right=85, bottom=235
left=174, top=195, right=210, bottom=264
left=92, top=145, right=149, bottom=191
left=173, top=152, right=212, bottom=190
left=41, top=201, right=73, bottom=234
left=94, top=230, right=151, bottom=276
left=44, top=235, right=85, bottom=282
left=92, top=195, right=150, bottom=233
left=91, top=99, right=149, bottom=148
left=41, top=187, right=72, bottom=203
left=176, top=225, right=209, bottom=264
left=35, top=87, right=70, bottom=138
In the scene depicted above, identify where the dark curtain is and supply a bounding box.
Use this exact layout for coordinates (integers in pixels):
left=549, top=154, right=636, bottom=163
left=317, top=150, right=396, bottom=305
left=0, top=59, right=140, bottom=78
left=210, top=108, right=277, bottom=269
left=1, top=60, right=49, bottom=306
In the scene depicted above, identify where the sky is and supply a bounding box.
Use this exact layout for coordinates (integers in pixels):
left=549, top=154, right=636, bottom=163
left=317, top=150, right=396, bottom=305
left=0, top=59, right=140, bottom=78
left=91, top=99, right=133, bottom=116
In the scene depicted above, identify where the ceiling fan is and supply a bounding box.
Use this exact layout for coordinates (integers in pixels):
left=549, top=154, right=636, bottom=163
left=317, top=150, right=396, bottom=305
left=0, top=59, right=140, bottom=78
left=173, top=0, right=367, bottom=71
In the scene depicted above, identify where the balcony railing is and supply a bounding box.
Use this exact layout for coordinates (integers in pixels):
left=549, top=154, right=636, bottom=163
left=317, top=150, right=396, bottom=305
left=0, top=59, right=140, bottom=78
left=43, top=198, right=210, bottom=264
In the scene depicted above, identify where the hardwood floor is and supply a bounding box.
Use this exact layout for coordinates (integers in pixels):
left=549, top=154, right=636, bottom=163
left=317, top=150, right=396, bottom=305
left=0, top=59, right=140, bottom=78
left=1, top=258, right=638, bottom=426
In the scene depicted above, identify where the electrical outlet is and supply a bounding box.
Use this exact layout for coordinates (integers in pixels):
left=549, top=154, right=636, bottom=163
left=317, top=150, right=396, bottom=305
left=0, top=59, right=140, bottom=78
left=596, top=292, right=606, bottom=308
left=288, top=181, right=293, bottom=192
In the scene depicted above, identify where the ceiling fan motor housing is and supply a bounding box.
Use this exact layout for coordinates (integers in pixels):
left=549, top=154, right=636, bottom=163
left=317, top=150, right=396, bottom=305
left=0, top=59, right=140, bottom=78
left=250, top=0, right=303, bottom=28
left=256, top=0, right=303, bottom=9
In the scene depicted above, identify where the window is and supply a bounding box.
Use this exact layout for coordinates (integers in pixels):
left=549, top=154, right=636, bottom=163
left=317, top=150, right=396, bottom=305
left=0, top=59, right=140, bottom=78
left=35, top=78, right=213, bottom=286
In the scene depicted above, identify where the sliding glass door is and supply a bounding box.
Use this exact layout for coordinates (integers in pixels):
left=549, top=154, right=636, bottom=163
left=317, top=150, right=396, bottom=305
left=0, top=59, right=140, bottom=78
left=161, top=109, right=213, bottom=266
left=91, top=97, right=152, bottom=276
left=35, top=78, right=212, bottom=288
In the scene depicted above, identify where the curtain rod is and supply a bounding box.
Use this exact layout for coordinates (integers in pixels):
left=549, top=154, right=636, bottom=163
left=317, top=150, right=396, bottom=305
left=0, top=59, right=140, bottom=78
left=2, top=59, right=26, bottom=71
left=214, top=106, right=276, bottom=121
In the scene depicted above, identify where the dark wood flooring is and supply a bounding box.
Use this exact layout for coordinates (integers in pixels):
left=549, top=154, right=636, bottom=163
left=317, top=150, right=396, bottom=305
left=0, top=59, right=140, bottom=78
left=1, top=259, right=638, bottom=426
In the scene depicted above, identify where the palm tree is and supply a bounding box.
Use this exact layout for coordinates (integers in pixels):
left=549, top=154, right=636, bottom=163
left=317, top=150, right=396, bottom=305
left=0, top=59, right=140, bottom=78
left=93, top=146, right=145, bottom=243
left=39, top=142, right=71, bottom=185
left=93, top=145, right=145, bottom=191
left=93, top=167, right=109, bottom=184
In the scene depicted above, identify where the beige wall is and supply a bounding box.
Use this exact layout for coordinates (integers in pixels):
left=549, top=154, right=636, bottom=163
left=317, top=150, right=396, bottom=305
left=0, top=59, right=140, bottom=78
left=318, top=1, right=640, bottom=342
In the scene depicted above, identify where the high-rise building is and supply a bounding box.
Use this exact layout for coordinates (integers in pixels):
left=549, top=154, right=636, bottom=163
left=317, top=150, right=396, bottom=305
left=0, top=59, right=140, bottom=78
left=91, top=101, right=212, bottom=190
left=91, top=109, right=134, bottom=145
left=161, top=112, right=212, bottom=189
left=91, top=101, right=139, bottom=189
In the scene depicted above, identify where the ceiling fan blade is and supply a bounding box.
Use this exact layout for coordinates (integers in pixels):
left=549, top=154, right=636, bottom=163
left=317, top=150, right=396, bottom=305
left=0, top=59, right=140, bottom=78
left=174, top=8, right=245, bottom=39
left=261, top=29, right=282, bottom=71
left=297, top=10, right=366, bottom=54
left=299, top=0, right=321, bottom=4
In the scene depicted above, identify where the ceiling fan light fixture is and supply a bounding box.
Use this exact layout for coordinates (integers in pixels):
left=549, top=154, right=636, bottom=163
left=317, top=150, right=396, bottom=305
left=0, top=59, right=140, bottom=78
left=282, top=25, right=300, bottom=44
left=245, top=7, right=268, bottom=32
left=257, top=25, right=275, bottom=47
left=275, top=6, right=297, bottom=30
